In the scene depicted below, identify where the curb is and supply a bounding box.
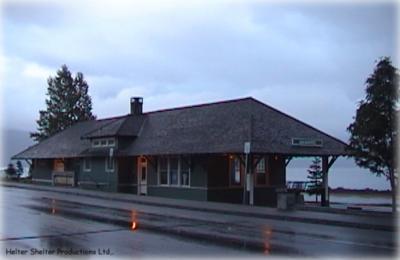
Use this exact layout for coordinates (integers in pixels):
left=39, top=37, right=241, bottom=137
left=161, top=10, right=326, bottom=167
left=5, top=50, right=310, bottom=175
left=1, top=182, right=395, bottom=232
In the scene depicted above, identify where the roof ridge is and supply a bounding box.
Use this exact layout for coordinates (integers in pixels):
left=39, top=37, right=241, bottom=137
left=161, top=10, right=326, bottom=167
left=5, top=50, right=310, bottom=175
left=95, top=114, right=129, bottom=122
left=92, top=97, right=253, bottom=121
left=144, top=97, right=253, bottom=115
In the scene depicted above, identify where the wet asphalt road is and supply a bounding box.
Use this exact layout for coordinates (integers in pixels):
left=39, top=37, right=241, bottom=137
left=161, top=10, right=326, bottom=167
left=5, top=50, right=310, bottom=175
left=0, top=186, right=397, bottom=257
left=0, top=187, right=256, bottom=257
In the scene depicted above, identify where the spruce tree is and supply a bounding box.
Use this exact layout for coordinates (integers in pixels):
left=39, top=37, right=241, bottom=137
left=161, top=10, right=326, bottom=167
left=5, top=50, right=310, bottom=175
left=16, top=160, right=23, bottom=176
left=307, top=157, right=323, bottom=203
left=347, top=57, right=398, bottom=212
left=31, top=65, right=96, bottom=142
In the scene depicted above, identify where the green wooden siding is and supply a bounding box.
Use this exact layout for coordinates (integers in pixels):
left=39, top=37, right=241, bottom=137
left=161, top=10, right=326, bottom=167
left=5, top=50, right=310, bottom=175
left=31, top=153, right=285, bottom=207
left=117, top=157, right=137, bottom=193
left=147, top=186, right=207, bottom=201
left=32, top=159, right=53, bottom=183
left=78, top=157, right=118, bottom=192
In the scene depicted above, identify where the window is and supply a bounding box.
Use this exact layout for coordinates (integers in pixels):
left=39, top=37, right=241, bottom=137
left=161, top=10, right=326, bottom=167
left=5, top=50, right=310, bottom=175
left=159, top=157, right=168, bottom=185
left=230, top=158, right=242, bottom=185
left=105, top=157, right=115, bottom=172
left=256, top=158, right=265, bottom=173
left=83, top=158, right=91, bottom=172
left=180, top=157, right=190, bottom=187
left=158, top=156, right=191, bottom=187
left=93, top=138, right=116, bottom=148
left=255, top=157, right=269, bottom=186
left=169, top=158, right=179, bottom=185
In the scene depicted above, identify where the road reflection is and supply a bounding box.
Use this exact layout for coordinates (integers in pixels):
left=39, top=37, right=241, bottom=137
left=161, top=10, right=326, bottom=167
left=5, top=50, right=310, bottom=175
left=51, top=199, right=56, bottom=215
left=263, top=226, right=273, bottom=255
left=131, top=210, right=138, bottom=231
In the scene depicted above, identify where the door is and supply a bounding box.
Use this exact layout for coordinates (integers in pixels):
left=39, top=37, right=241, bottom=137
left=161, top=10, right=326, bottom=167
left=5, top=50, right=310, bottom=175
left=138, top=157, right=147, bottom=195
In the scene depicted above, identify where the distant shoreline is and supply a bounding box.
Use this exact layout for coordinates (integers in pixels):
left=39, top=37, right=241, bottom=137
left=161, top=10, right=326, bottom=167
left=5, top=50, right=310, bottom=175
left=330, top=187, right=391, bottom=194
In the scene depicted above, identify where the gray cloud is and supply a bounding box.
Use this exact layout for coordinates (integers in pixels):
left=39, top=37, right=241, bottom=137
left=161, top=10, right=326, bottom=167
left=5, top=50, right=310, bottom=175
left=3, top=1, right=69, bottom=26
left=1, top=0, right=397, bottom=141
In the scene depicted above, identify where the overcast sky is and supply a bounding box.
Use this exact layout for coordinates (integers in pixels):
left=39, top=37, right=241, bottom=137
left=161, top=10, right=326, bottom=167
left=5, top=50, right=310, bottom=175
left=1, top=0, right=398, bottom=142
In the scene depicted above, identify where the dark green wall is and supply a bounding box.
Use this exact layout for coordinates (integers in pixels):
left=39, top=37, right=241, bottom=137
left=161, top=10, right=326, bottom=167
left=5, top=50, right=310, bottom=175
left=207, top=187, right=243, bottom=203
left=146, top=155, right=208, bottom=200
left=191, top=156, right=208, bottom=187
left=117, top=157, right=137, bottom=193
left=206, top=155, right=228, bottom=187
left=31, top=153, right=286, bottom=207
left=269, top=156, right=286, bottom=187
left=146, top=157, right=157, bottom=185
left=32, top=159, right=53, bottom=183
left=254, top=187, right=278, bottom=207
left=148, top=186, right=207, bottom=201
left=32, top=158, right=79, bottom=186
left=118, top=156, right=137, bottom=193
left=78, top=157, right=118, bottom=192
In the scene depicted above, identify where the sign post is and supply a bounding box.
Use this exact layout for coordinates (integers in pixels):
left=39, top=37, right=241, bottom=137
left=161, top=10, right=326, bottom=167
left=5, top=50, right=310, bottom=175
left=243, top=142, right=251, bottom=205
left=108, top=148, right=114, bottom=191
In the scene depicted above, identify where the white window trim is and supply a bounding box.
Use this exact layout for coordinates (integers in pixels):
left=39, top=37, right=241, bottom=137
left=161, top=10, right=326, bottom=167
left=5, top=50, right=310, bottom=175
left=92, top=138, right=116, bottom=148
left=158, top=156, right=191, bottom=187
left=105, top=157, right=115, bottom=172
left=255, top=156, right=269, bottom=186
left=256, top=157, right=265, bottom=173
left=83, top=158, right=91, bottom=172
left=229, top=157, right=243, bottom=186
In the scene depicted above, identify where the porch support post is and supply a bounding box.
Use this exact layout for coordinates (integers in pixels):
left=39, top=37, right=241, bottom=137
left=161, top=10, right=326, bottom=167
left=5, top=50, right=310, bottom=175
left=285, top=156, right=293, bottom=167
left=242, top=153, right=248, bottom=205
left=24, top=159, right=32, bottom=166
left=321, top=156, right=329, bottom=207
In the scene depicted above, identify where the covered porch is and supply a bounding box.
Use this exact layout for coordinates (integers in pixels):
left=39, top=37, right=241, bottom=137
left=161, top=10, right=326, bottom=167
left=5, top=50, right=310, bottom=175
left=229, top=149, right=343, bottom=207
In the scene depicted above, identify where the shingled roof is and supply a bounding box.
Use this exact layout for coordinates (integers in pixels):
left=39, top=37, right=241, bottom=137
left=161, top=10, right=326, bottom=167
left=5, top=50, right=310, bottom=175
left=13, top=97, right=347, bottom=159
left=14, top=119, right=113, bottom=159
left=81, top=114, right=145, bottom=138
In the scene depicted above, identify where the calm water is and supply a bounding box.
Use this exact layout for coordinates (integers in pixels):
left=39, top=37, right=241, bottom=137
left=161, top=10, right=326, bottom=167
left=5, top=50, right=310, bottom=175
left=287, top=165, right=390, bottom=190
left=303, top=192, right=391, bottom=205
left=287, top=158, right=392, bottom=205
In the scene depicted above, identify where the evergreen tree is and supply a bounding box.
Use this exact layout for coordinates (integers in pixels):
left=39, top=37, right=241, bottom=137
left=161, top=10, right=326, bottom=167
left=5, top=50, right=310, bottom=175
left=347, top=57, right=398, bottom=212
left=30, top=65, right=96, bottom=142
left=307, top=157, right=323, bottom=203
left=16, top=160, right=23, bottom=176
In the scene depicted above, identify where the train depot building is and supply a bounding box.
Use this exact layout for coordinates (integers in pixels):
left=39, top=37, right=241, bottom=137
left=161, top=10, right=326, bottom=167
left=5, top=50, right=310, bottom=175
left=14, top=97, right=347, bottom=207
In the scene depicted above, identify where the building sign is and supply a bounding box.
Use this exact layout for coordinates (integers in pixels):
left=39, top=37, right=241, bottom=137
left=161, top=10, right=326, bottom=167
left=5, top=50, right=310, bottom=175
left=291, top=138, right=323, bottom=147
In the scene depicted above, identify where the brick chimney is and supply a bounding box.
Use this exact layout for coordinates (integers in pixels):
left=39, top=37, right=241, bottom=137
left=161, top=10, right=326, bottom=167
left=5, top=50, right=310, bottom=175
left=130, top=97, right=143, bottom=115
